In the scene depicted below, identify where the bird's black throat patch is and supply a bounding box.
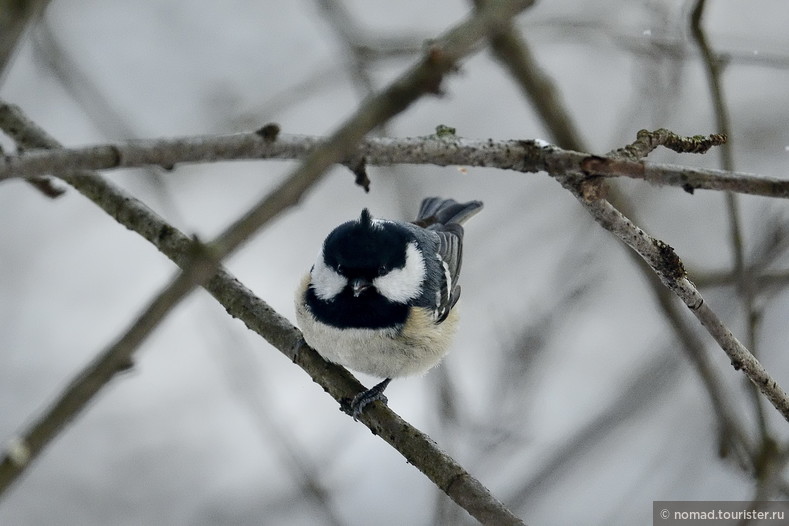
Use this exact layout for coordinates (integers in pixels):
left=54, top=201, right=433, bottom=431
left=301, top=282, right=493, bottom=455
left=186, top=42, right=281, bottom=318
left=306, top=286, right=409, bottom=329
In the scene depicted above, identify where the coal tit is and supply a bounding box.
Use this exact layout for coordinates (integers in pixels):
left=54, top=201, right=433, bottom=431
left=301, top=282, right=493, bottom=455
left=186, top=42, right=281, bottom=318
left=295, top=197, right=482, bottom=418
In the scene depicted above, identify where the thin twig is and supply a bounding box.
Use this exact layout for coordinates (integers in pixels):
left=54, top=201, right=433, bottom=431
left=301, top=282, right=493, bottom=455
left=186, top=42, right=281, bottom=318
left=612, top=128, right=727, bottom=160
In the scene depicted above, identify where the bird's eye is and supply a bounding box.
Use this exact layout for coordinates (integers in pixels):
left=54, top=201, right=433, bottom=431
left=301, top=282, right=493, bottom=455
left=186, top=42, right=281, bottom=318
left=378, top=265, right=388, bottom=275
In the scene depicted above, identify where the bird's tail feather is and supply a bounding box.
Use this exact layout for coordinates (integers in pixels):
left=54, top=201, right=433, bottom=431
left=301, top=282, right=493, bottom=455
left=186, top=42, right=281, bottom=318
left=414, top=197, right=483, bottom=227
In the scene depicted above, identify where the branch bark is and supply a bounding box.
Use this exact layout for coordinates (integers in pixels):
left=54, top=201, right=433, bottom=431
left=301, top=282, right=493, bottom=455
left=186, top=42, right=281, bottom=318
left=1, top=126, right=787, bottom=199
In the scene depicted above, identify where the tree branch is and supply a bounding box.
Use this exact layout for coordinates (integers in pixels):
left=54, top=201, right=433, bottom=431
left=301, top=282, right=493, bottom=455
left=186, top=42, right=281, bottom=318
left=552, top=164, right=789, bottom=425
left=1, top=123, right=786, bottom=199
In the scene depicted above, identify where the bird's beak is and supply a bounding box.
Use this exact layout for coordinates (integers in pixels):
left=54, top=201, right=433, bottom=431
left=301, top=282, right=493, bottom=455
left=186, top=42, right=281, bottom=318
left=351, top=278, right=372, bottom=297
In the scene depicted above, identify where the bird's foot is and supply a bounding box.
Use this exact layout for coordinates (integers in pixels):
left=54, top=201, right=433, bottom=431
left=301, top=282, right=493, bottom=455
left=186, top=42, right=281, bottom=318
left=342, top=378, right=391, bottom=421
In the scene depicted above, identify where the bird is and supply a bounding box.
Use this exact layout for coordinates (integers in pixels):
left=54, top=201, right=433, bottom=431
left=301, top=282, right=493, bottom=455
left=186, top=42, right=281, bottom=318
left=295, top=197, right=482, bottom=419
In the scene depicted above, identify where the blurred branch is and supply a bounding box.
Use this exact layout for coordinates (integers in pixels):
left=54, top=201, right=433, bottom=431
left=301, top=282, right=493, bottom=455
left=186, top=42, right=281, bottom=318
left=695, top=269, right=753, bottom=290
left=206, top=322, right=345, bottom=526
left=2, top=127, right=788, bottom=199
left=314, top=0, right=426, bottom=79
left=311, top=0, right=425, bottom=138
left=691, top=0, right=770, bottom=445
left=312, top=0, right=380, bottom=95
left=531, top=16, right=789, bottom=70
left=689, top=1, right=744, bottom=314
left=690, top=0, right=734, bottom=171
left=507, top=346, right=682, bottom=505
left=0, top=0, right=536, bottom=522
left=0, top=0, right=64, bottom=199
left=0, top=0, right=50, bottom=76
left=0, top=243, right=218, bottom=495
left=696, top=269, right=789, bottom=291
left=30, top=18, right=177, bottom=210
left=473, top=0, right=586, bottom=152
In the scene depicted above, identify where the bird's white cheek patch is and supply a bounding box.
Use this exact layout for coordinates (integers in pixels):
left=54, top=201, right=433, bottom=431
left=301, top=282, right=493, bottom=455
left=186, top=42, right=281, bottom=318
left=311, top=252, right=347, bottom=301
left=374, top=242, right=426, bottom=303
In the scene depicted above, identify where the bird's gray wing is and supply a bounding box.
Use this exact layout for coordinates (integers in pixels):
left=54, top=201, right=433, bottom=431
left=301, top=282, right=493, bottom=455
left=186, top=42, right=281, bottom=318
left=431, top=224, right=463, bottom=323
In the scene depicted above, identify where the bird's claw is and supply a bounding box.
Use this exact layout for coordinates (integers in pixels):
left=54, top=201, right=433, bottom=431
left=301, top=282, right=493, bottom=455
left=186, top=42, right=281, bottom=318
left=341, top=378, right=392, bottom=421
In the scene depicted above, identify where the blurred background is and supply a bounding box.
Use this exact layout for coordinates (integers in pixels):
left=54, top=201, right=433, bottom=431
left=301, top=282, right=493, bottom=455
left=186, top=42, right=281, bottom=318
left=1, top=1, right=789, bottom=524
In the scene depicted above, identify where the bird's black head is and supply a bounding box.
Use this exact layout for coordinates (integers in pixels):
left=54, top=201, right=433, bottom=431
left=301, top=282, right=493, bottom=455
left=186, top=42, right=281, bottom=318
left=306, top=208, right=427, bottom=329
left=323, top=208, right=411, bottom=280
